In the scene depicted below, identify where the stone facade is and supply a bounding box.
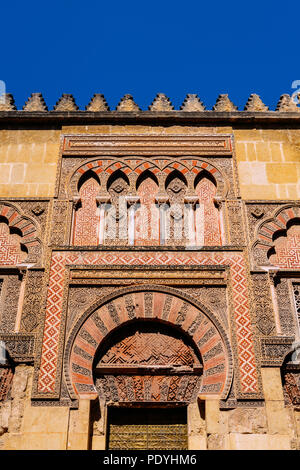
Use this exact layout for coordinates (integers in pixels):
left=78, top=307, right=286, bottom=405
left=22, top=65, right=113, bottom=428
left=0, top=92, right=300, bottom=450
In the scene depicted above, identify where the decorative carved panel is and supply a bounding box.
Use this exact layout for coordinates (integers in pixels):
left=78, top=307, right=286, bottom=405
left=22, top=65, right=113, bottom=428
left=283, top=371, right=300, bottom=406
left=292, top=284, right=300, bottom=332
left=0, top=275, right=22, bottom=333
left=95, top=322, right=202, bottom=403
left=62, top=134, right=233, bottom=156
left=0, top=367, right=13, bottom=401
left=251, top=273, right=275, bottom=336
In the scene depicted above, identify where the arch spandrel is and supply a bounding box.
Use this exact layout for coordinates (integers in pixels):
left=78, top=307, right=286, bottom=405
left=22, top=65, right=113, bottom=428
left=65, top=287, right=233, bottom=402
left=0, top=201, right=42, bottom=265
left=252, top=204, right=300, bottom=268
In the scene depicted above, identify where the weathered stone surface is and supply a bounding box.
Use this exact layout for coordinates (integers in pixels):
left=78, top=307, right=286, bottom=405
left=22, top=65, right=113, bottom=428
left=213, top=94, right=237, bottom=112
left=180, top=94, right=206, bottom=111
left=229, top=433, right=291, bottom=450
left=148, top=93, right=174, bottom=111
left=244, top=94, right=268, bottom=112
left=207, top=433, right=229, bottom=450
left=116, top=94, right=141, bottom=112
left=85, top=94, right=109, bottom=111
left=0, top=94, right=16, bottom=111
left=23, top=93, right=48, bottom=112
left=227, top=408, right=267, bottom=434
left=276, top=94, right=300, bottom=112
left=54, top=94, right=78, bottom=111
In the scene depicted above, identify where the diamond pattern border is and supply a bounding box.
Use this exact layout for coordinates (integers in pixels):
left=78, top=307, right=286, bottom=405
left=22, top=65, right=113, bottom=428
left=37, top=250, right=258, bottom=394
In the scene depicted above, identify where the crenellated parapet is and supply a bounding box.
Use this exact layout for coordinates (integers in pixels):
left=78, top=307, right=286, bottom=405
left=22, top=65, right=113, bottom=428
left=1, top=92, right=299, bottom=114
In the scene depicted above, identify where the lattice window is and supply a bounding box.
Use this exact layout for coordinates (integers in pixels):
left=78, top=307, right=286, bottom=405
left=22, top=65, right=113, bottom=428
left=292, top=283, right=300, bottom=331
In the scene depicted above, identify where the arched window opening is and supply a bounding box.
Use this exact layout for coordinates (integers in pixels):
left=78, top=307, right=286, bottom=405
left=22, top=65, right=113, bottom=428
left=194, top=171, right=221, bottom=246
left=164, top=170, right=187, bottom=244
left=135, top=171, right=159, bottom=246
left=268, top=219, right=300, bottom=268
left=73, top=170, right=100, bottom=246
left=0, top=216, right=28, bottom=265
left=105, top=170, right=130, bottom=244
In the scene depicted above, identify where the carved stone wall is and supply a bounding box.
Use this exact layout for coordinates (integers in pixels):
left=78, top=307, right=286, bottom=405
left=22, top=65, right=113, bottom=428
left=275, top=278, right=298, bottom=336
left=0, top=129, right=299, bottom=449
left=251, top=273, right=275, bottom=336
left=0, top=275, right=22, bottom=333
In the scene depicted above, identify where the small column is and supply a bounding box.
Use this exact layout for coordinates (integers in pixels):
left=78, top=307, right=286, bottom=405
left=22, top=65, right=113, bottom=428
left=67, top=394, right=97, bottom=450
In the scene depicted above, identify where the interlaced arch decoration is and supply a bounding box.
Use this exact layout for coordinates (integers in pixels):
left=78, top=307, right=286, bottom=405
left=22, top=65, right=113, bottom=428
left=64, top=286, right=233, bottom=401
left=252, top=204, right=300, bottom=268
left=67, top=157, right=228, bottom=200
left=0, top=202, right=41, bottom=265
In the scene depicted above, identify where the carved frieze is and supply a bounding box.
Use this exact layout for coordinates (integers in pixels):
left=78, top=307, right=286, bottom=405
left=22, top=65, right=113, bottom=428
left=251, top=273, right=275, bottom=336
left=0, top=334, right=35, bottom=362
left=261, top=336, right=294, bottom=366
left=62, top=134, right=233, bottom=156
left=276, top=278, right=298, bottom=335
left=21, top=270, right=44, bottom=332
left=226, top=200, right=246, bottom=245
left=0, top=275, right=22, bottom=333
left=50, top=200, right=71, bottom=245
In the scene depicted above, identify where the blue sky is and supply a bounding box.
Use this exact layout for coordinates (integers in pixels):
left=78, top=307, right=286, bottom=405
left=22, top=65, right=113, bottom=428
left=1, top=1, right=299, bottom=110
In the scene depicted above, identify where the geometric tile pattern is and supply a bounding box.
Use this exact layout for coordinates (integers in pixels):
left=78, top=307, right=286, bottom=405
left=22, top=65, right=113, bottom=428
left=37, top=250, right=258, bottom=395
